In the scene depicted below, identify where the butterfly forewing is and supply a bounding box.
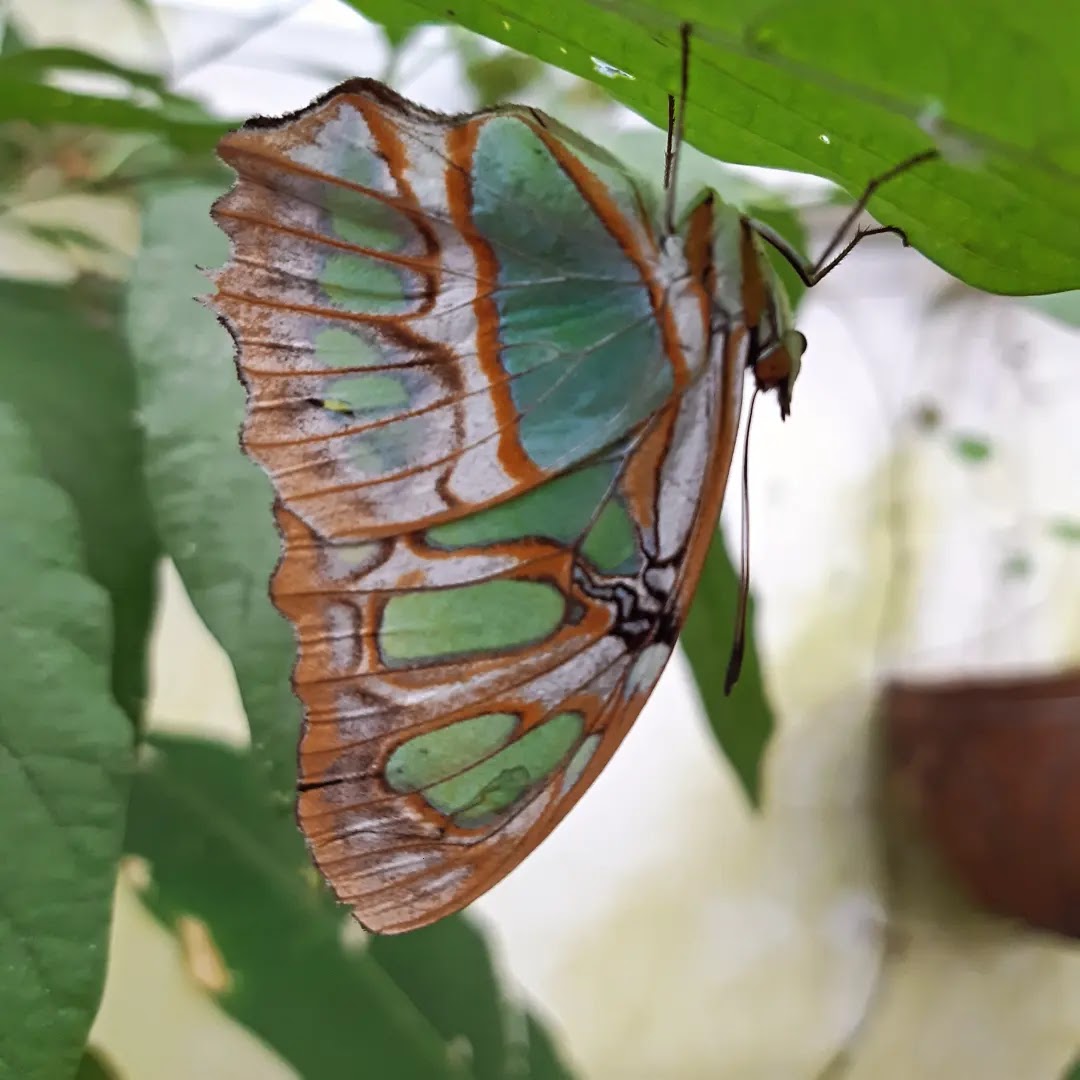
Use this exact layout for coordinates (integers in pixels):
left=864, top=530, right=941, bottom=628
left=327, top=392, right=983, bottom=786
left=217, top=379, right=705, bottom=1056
left=212, top=79, right=745, bottom=931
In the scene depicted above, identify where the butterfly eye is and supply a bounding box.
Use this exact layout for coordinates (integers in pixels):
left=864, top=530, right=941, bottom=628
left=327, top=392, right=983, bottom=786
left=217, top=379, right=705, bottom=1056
left=787, top=330, right=808, bottom=358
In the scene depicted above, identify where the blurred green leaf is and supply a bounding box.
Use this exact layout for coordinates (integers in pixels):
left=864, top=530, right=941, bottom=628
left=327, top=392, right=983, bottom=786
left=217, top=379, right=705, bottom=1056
left=75, top=1049, right=119, bottom=1080
left=0, top=279, right=159, bottom=721
left=125, top=735, right=526, bottom=1080
left=0, top=16, right=28, bottom=57
left=84, top=134, right=226, bottom=194
left=350, top=0, right=432, bottom=47
left=465, top=51, right=544, bottom=105
left=1062, top=1056, right=1080, bottom=1080
left=1000, top=551, right=1033, bottom=580
left=126, top=183, right=574, bottom=1076
left=459, top=43, right=544, bottom=106
left=1024, top=290, right=1080, bottom=328
left=17, top=221, right=112, bottom=253
left=681, top=530, right=774, bottom=806
left=126, top=181, right=299, bottom=796
left=341, top=0, right=1080, bottom=295
left=1049, top=518, right=1080, bottom=545
left=951, top=433, right=993, bottom=464
left=0, top=79, right=230, bottom=153
left=382, top=14, right=429, bottom=49
left=522, top=1013, right=576, bottom=1079
left=911, top=400, right=943, bottom=433
left=0, top=404, right=133, bottom=1080
left=370, top=921, right=513, bottom=1080
left=0, top=46, right=171, bottom=96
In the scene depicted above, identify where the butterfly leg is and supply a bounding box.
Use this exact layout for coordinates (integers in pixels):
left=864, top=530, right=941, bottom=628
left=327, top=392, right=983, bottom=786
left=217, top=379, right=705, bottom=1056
left=753, top=148, right=940, bottom=287
left=663, top=22, right=692, bottom=233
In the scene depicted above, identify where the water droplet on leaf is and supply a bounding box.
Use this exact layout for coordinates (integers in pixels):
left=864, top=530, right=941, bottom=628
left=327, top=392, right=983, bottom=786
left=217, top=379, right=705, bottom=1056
left=590, top=56, right=634, bottom=79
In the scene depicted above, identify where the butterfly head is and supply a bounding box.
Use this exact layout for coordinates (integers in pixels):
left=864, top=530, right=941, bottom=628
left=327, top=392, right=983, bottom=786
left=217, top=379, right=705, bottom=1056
left=683, top=193, right=807, bottom=419
left=739, top=214, right=808, bottom=420
left=751, top=319, right=807, bottom=422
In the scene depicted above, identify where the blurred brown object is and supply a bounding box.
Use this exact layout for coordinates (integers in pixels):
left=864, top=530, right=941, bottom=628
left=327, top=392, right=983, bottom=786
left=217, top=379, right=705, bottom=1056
left=883, top=670, right=1080, bottom=938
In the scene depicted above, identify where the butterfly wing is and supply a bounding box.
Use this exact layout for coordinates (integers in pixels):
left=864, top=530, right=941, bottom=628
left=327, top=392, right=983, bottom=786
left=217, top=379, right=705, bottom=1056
left=213, top=80, right=695, bottom=537
left=212, top=81, right=743, bottom=932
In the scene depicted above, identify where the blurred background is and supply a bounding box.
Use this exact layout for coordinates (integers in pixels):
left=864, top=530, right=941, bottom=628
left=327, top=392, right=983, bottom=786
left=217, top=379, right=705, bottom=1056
left=4, top=1, right=1080, bottom=1077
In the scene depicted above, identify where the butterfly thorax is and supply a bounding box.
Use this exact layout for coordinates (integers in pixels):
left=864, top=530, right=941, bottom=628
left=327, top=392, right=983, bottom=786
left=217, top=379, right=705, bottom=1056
left=675, top=189, right=805, bottom=417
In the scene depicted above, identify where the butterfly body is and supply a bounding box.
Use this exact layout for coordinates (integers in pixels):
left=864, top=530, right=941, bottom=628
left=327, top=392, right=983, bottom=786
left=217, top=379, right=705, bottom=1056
left=212, top=80, right=801, bottom=932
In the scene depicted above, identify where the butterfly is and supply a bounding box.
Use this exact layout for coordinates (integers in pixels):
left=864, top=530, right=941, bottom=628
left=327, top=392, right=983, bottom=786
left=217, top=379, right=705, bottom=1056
left=210, top=26, right=935, bottom=933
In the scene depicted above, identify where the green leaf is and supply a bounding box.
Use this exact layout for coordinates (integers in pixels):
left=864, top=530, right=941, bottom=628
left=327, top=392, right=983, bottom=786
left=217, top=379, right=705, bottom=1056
left=119, top=0, right=159, bottom=16
left=0, top=403, right=133, bottom=1080
left=0, top=47, right=218, bottom=142
left=0, top=79, right=230, bottom=153
left=125, top=734, right=507, bottom=1080
left=341, top=0, right=1080, bottom=295
left=349, top=0, right=433, bottom=47
left=1062, top=1056, right=1080, bottom=1080
left=911, top=400, right=943, bottom=432
left=127, top=186, right=573, bottom=1080
left=369, top=921, right=512, bottom=1080
left=1049, top=518, right=1080, bottom=545
left=681, top=530, right=774, bottom=806
left=126, top=182, right=298, bottom=795
left=464, top=50, right=545, bottom=106
left=0, top=16, right=29, bottom=57
left=951, top=432, right=993, bottom=464
left=522, top=1013, right=576, bottom=1079
left=1024, top=290, right=1080, bottom=328
left=75, top=1049, right=119, bottom=1080
left=0, top=279, right=159, bottom=722
left=0, top=46, right=172, bottom=97
left=382, top=14, right=430, bottom=50
left=18, top=222, right=112, bottom=254
left=1000, top=551, right=1033, bottom=580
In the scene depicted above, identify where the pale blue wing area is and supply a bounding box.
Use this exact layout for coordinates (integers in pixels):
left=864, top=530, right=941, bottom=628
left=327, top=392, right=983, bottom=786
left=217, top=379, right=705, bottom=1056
left=471, top=116, right=673, bottom=472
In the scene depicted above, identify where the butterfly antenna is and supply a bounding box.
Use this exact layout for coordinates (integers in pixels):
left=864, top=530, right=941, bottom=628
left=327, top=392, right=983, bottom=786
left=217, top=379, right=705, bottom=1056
left=663, top=22, right=692, bottom=235
left=725, top=388, right=758, bottom=694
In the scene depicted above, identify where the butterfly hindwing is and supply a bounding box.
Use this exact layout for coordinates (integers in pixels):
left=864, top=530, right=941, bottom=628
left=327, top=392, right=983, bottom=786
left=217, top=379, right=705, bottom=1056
left=212, top=80, right=745, bottom=931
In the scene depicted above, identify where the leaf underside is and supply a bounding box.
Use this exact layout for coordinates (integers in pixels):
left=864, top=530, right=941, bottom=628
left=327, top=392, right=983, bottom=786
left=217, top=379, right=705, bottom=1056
left=348, top=0, right=1080, bottom=296
left=0, top=406, right=133, bottom=1080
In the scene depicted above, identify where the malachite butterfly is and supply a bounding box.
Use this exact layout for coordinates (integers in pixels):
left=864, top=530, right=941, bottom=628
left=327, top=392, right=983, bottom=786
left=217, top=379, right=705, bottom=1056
left=210, top=29, right=934, bottom=933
